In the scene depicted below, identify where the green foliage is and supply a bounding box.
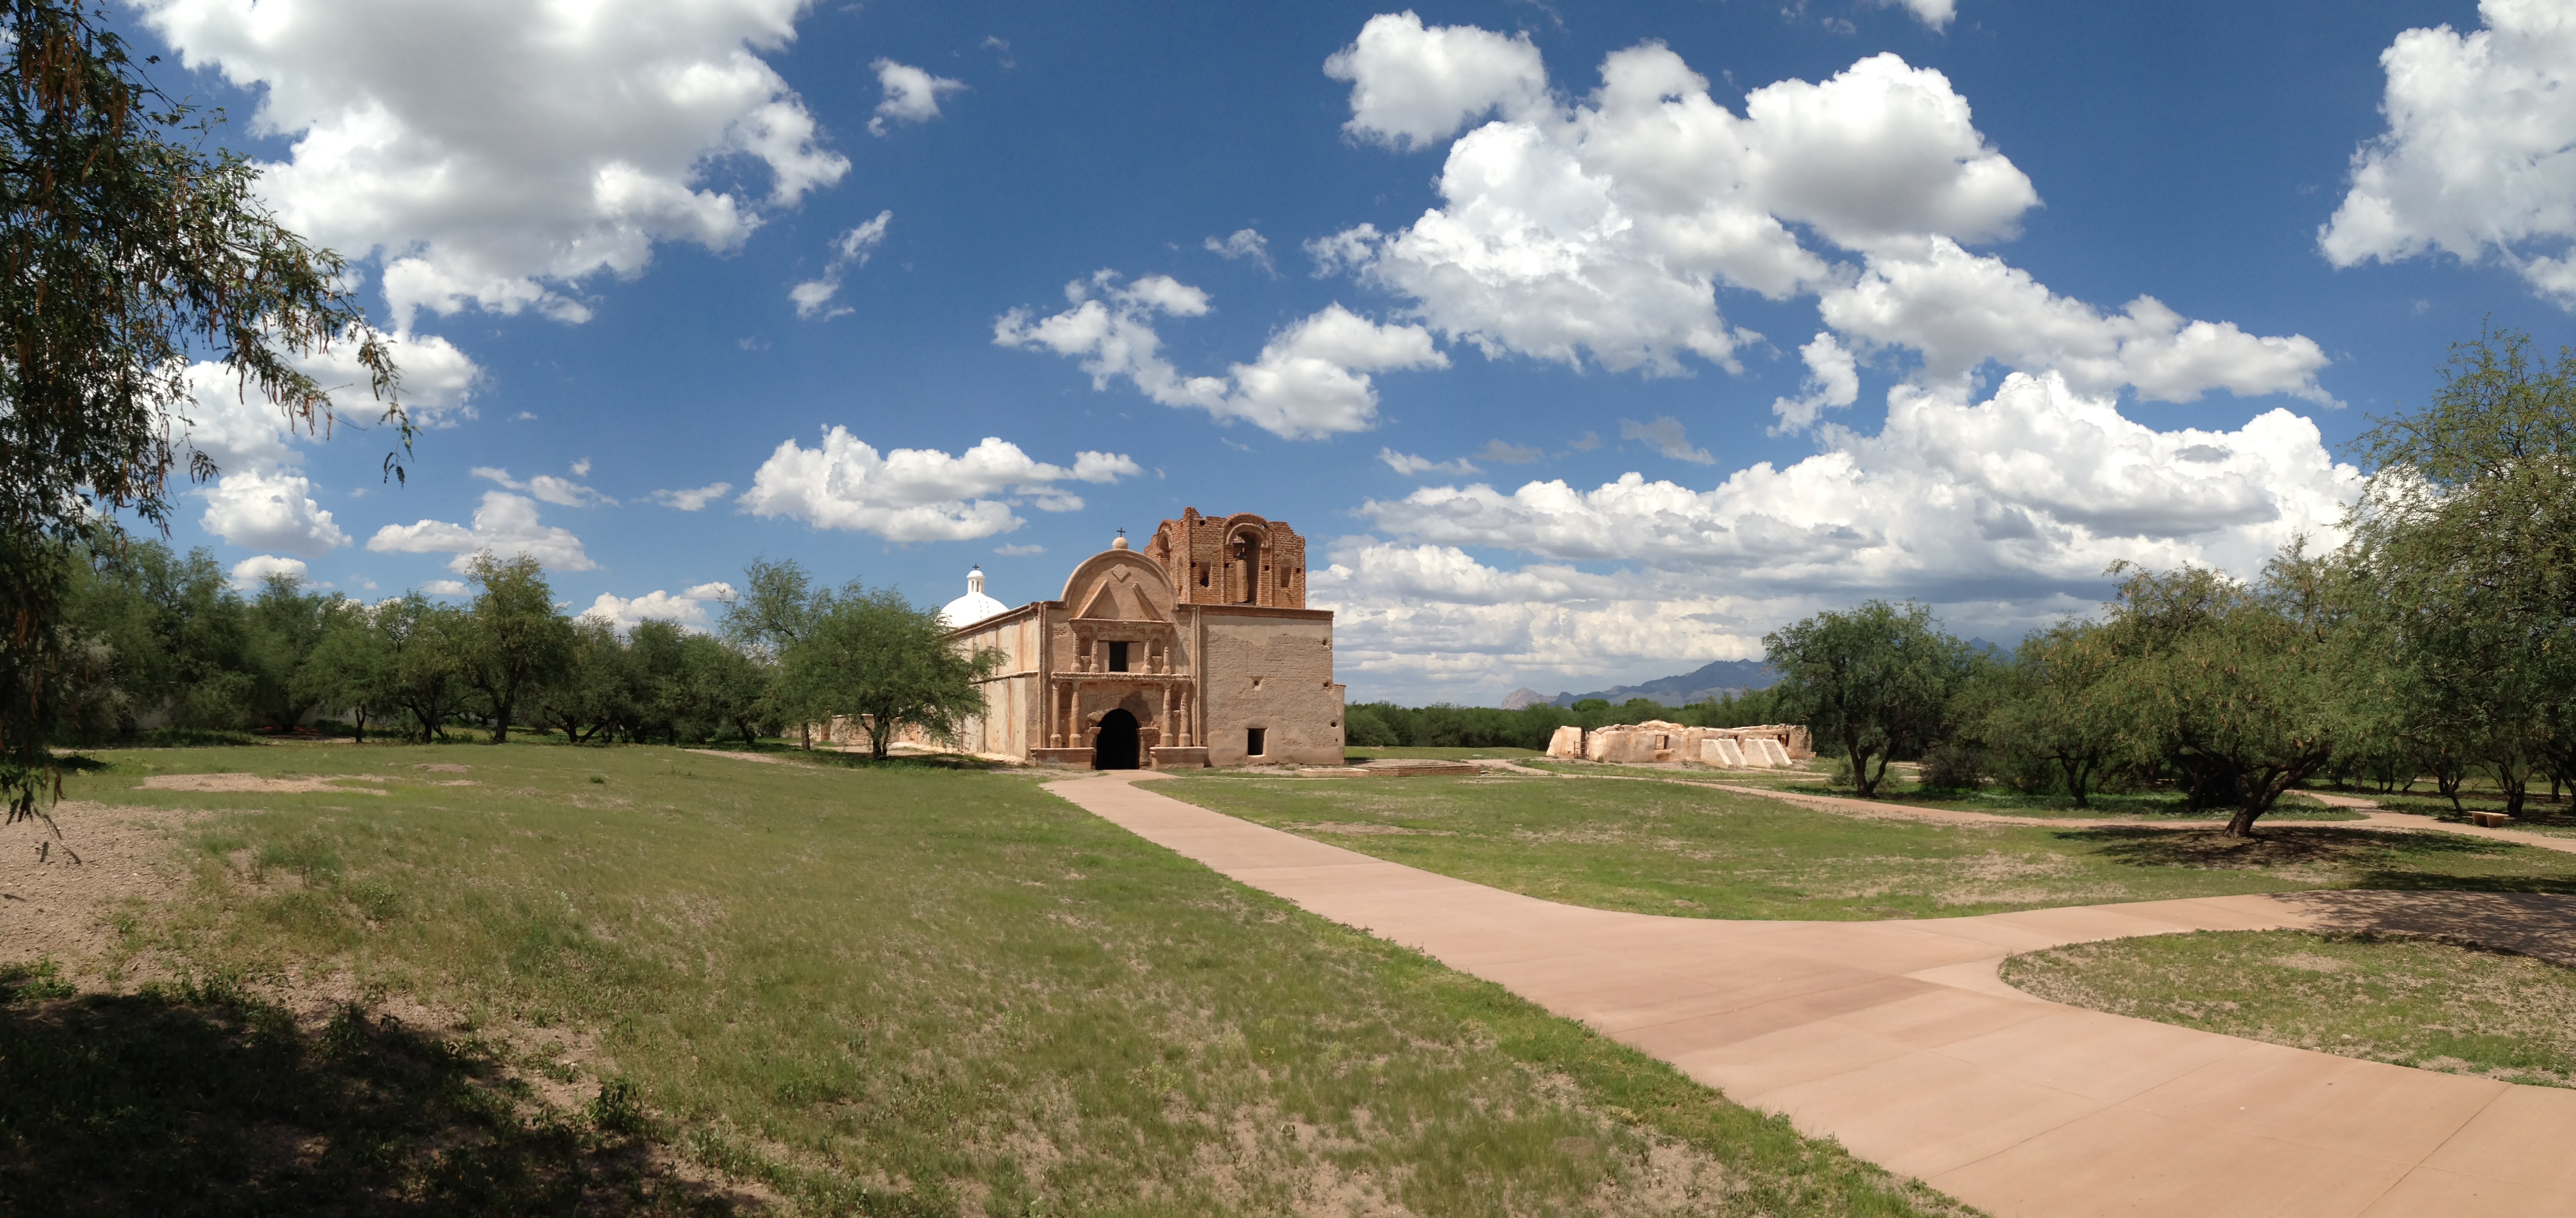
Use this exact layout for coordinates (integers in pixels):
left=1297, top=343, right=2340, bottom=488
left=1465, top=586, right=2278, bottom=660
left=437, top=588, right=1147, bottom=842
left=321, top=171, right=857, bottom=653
left=1765, top=601, right=1972, bottom=797
left=461, top=552, right=574, bottom=745
left=789, top=584, right=1000, bottom=759
left=2344, top=325, right=2576, bottom=815
left=0, top=0, right=403, bottom=820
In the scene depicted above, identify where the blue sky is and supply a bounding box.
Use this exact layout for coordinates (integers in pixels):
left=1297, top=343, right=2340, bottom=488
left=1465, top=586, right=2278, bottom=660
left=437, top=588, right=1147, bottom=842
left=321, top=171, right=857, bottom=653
left=125, top=0, right=2574, bottom=702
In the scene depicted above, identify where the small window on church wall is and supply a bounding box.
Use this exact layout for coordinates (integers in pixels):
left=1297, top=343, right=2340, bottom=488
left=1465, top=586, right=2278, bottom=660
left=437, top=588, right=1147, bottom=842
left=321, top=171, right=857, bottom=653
left=1107, top=641, right=1129, bottom=673
left=1246, top=727, right=1266, bottom=756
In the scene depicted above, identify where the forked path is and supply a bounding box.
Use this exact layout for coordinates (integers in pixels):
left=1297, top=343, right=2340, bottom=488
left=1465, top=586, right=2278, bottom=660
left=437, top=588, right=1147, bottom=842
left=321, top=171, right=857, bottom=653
left=1049, top=772, right=2576, bottom=1218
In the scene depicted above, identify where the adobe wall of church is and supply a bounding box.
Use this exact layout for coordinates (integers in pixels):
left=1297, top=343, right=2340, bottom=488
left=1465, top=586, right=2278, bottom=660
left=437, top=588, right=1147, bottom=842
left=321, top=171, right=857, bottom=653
left=1196, top=610, right=1344, bottom=765
left=950, top=605, right=1046, bottom=759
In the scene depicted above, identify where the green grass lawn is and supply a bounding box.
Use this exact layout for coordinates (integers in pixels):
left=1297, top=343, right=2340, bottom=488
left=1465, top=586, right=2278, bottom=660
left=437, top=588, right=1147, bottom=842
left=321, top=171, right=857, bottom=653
left=6, top=743, right=1972, bottom=1217
left=1866, top=788, right=2363, bottom=822
left=2002, top=930, right=2576, bottom=1088
left=1153, top=772, right=2576, bottom=921
left=1340, top=745, right=1541, bottom=762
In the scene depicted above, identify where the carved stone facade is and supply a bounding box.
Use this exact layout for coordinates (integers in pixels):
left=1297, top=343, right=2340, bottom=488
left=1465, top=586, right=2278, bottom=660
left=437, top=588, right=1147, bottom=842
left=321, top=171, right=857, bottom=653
left=941, top=511, right=1344, bottom=769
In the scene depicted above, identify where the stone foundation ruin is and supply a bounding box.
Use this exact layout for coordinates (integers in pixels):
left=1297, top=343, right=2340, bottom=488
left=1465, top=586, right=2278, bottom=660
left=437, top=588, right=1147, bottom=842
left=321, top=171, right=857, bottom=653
left=1544, top=722, right=1812, bottom=769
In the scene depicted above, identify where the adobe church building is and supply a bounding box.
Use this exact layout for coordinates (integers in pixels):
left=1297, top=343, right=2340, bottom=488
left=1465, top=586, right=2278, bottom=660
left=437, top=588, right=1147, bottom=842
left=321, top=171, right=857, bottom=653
left=936, top=509, right=1345, bottom=770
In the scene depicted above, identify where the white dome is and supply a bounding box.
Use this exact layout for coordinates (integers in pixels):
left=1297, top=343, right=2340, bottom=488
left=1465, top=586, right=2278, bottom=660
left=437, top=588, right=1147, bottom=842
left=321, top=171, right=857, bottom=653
left=940, top=566, right=1007, bottom=628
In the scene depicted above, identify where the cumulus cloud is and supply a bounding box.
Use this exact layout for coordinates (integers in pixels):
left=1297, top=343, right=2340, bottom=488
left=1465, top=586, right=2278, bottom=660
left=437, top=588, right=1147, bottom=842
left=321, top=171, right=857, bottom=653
left=367, top=491, right=599, bottom=572
left=869, top=59, right=966, bottom=135
left=1617, top=416, right=1715, bottom=464
left=419, top=579, right=469, bottom=596
left=1819, top=237, right=2334, bottom=404
left=652, top=482, right=734, bottom=511
left=1204, top=228, right=1275, bottom=273
left=1328, top=371, right=2360, bottom=699
left=1313, top=31, right=2329, bottom=405
left=1368, top=371, right=2354, bottom=586
left=200, top=470, right=350, bottom=558
left=992, top=542, right=1045, bottom=557
left=996, top=275, right=1444, bottom=438
left=1771, top=331, right=1862, bottom=432
left=739, top=431, right=1141, bottom=541
left=790, top=209, right=892, bottom=319
left=140, top=0, right=849, bottom=328
left=1478, top=439, right=1543, bottom=463
left=1870, top=0, right=1959, bottom=32
left=2320, top=1, right=2576, bottom=305
left=578, top=582, right=736, bottom=632
left=1379, top=448, right=1479, bottom=476
left=174, top=329, right=483, bottom=483
left=1324, top=11, right=1548, bottom=151
left=472, top=466, right=615, bottom=507
left=228, top=554, right=311, bottom=591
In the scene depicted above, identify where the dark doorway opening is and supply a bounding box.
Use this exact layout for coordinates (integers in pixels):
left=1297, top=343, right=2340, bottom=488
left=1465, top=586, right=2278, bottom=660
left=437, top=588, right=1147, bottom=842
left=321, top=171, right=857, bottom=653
left=1107, top=641, right=1129, bottom=672
left=1094, top=709, right=1141, bottom=770
left=1246, top=727, right=1266, bottom=758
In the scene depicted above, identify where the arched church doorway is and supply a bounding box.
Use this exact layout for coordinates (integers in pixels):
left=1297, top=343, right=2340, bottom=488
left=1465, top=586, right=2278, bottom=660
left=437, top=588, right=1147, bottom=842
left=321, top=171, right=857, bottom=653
left=1093, top=709, right=1141, bottom=770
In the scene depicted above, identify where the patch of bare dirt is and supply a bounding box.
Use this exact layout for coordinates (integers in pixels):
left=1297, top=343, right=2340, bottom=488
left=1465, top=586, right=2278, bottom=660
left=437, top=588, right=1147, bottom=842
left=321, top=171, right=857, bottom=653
left=413, top=763, right=470, bottom=773
left=139, top=773, right=386, bottom=795
left=2, top=801, right=207, bottom=967
left=692, top=750, right=782, bottom=765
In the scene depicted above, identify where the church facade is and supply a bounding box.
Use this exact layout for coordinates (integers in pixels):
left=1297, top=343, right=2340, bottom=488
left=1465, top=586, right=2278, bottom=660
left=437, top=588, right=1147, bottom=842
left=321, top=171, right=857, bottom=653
left=939, top=510, right=1345, bottom=769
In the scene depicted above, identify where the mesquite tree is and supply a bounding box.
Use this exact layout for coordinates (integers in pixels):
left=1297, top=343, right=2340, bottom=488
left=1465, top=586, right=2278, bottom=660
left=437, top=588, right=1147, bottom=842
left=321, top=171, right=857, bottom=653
left=1, top=0, right=403, bottom=819
left=1764, top=601, right=1972, bottom=797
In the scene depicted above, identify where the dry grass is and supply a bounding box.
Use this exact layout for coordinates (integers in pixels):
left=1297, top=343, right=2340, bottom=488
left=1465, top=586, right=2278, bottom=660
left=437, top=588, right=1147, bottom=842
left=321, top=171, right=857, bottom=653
left=2004, top=930, right=2576, bottom=1088
left=5, top=743, right=1975, bottom=1217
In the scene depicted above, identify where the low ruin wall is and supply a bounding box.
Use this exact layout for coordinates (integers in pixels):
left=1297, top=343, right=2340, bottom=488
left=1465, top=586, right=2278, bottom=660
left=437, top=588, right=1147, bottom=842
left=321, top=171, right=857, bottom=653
left=1544, top=721, right=1811, bottom=769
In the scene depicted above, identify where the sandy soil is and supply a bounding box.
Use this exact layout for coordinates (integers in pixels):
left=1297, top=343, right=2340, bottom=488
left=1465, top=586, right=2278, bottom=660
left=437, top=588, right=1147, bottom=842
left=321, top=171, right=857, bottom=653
left=138, top=773, right=387, bottom=795
left=1, top=801, right=206, bottom=967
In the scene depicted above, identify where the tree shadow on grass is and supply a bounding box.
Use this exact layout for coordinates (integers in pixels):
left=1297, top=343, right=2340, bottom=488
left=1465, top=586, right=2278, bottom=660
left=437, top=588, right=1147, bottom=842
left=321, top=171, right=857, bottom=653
left=2057, top=825, right=2576, bottom=895
left=0, top=964, right=755, bottom=1217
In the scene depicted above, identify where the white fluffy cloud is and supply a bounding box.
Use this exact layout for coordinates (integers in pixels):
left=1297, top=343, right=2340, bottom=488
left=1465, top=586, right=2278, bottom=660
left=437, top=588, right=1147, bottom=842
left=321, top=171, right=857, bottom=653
left=200, top=470, right=350, bottom=558
left=1771, top=331, right=1861, bottom=431
left=1323, top=11, right=1548, bottom=151
left=790, top=209, right=892, bottom=319
left=1329, top=371, right=2360, bottom=698
left=1873, top=0, right=1959, bottom=32
left=1368, top=371, right=2353, bottom=584
left=652, top=482, right=734, bottom=511
left=995, top=274, right=1444, bottom=438
left=228, top=554, right=311, bottom=591
left=2320, top=0, right=2576, bottom=305
left=367, top=491, right=599, bottom=572
left=578, top=582, right=736, bottom=632
left=739, top=432, right=1141, bottom=541
left=473, top=466, right=614, bottom=508
left=140, top=0, right=848, bottom=328
left=869, top=59, right=966, bottom=136
left=1312, top=31, right=2330, bottom=404
left=1819, top=238, right=2334, bottom=404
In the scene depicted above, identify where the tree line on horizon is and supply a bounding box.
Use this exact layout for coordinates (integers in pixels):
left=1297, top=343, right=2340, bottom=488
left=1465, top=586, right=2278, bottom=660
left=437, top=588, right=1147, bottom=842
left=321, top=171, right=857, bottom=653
left=28, top=549, right=997, bottom=761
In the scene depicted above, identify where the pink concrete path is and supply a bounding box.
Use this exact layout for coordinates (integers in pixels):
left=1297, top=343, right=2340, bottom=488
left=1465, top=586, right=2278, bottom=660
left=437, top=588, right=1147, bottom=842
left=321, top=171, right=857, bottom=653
left=1048, top=771, right=2576, bottom=1218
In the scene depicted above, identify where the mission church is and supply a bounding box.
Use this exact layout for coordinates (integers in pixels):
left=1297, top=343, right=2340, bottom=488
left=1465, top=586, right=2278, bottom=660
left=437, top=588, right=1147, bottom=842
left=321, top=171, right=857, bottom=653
left=935, top=509, right=1346, bottom=769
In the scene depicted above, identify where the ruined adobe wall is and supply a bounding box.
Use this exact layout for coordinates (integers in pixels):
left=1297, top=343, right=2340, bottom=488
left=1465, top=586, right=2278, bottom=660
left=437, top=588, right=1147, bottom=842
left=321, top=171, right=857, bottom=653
left=1148, top=510, right=1309, bottom=609
left=1196, top=610, right=1343, bottom=765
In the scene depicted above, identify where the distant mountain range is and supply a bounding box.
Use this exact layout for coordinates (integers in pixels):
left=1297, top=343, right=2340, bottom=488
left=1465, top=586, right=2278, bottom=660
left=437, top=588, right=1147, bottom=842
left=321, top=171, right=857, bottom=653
left=1497, top=658, right=1780, bottom=711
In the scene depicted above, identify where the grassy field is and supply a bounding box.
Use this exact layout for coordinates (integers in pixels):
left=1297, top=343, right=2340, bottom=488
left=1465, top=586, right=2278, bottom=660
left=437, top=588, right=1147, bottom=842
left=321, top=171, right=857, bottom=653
left=1525, top=765, right=2363, bottom=821
left=1154, top=772, right=2576, bottom=921
left=2003, top=930, right=2576, bottom=1088
left=3, top=743, right=1973, bottom=1217
left=1341, top=745, right=1541, bottom=762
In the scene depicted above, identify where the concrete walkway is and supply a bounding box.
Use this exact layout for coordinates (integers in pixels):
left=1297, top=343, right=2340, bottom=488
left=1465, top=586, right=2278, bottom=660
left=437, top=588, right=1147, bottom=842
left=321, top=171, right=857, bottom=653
left=1048, top=772, right=2576, bottom=1218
